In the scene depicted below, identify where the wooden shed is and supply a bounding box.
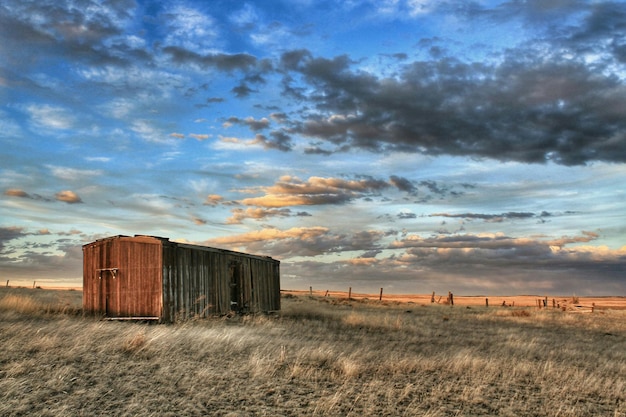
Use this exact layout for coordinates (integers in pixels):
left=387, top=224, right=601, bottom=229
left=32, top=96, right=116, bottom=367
left=83, top=235, right=280, bottom=322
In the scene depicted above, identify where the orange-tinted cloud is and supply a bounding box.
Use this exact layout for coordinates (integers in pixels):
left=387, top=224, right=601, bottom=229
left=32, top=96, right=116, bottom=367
left=55, top=190, right=82, bottom=204
left=209, top=226, right=329, bottom=245
left=204, top=194, right=224, bottom=206
left=240, top=175, right=389, bottom=208
left=190, top=133, right=210, bottom=141
left=4, top=188, right=30, bottom=198
left=226, top=207, right=291, bottom=224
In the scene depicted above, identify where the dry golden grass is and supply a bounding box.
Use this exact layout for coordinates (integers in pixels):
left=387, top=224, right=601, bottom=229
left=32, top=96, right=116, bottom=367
left=0, top=288, right=625, bottom=416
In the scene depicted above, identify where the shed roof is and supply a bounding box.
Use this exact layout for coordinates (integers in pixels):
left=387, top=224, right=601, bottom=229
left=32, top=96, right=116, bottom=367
left=83, top=234, right=279, bottom=263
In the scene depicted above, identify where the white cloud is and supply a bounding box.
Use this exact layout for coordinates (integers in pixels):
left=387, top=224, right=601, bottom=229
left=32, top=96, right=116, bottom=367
left=130, top=120, right=173, bottom=144
left=26, top=104, right=75, bottom=130
left=164, top=5, right=219, bottom=54
left=47, top=165, right=103, bottom=181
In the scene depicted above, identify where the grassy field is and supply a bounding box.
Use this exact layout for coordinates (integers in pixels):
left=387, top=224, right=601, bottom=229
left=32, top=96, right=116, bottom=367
left=0, top=288, right=624, bottom=416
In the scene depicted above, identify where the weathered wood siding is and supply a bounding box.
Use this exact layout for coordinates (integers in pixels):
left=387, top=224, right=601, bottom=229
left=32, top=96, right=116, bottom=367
left=161, top=242, right=280, bottom=321
left=84, top=235, right=280, bottom=322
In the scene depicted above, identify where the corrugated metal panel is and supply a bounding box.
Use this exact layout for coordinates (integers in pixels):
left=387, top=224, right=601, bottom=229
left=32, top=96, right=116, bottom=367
left=83, top=236, right=162, bottom=319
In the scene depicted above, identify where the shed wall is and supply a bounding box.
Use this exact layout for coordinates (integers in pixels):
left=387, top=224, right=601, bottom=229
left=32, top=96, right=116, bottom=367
left=83, top=236, right=162, bottom=318
left=161, top=243, right=280, bottom=321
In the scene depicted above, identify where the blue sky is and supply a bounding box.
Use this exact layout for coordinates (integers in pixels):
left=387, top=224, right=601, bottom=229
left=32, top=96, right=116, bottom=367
left=1, top=0, right=625, bottom=295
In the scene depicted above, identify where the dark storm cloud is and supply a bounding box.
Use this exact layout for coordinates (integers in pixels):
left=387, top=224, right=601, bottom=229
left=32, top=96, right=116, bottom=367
left=163, top=46, right=257, bottom=72
left=0, top=0, right=140, bottom=68
left=389, top=175, right=418, bottom=195
left=0, top=226, right=27, bottom=252
left=431, top=212, right=538, bottom=223
left=284, top=50, right=626, bottom=164
left=211, top=226, right=625, bottom=295
left=254, top=130, right=292, bottom=152
left=231, top=83, right=257, bottom=98
left=274, top=2, right=626, bottom=165
left=225, top=116, right=270, bottom=131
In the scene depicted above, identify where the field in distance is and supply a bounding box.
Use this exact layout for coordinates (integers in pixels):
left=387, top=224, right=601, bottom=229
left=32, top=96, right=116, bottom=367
left=1, top=287, right=625, bottom=416
left=283, top=288, right=626, bottom=309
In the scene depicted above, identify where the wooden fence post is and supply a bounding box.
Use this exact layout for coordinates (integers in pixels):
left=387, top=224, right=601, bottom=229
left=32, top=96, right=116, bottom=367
left=379, top=288, right=383, bottom=301
left=348, top=287, right=352, bottom=299
left=5, top=280, right=8, bottom=288
left=309, top=286, right=313, bottom=297
left=485, top=298, right=489, bottom=308
left=324, top=289, right=329, bottom=297
left=448, top=291, right=454, bottom=306
left=431, top=291, right=435, bottom=303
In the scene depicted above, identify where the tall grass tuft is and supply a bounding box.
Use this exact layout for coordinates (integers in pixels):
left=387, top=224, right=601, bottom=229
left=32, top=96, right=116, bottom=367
left=0, top=295, right=40, bottom=314
left=0, top=288, right=82, bottom=316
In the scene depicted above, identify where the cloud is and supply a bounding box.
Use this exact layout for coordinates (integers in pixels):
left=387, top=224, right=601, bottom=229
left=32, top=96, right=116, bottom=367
left=163, top=46, right=258, bottom=72
left=278, top=30, right=626, bottom=165
left=4, top=188, right=52, bottom=202
left=0, top=228, right=86, bottom=282
left=4, top=189, right=30, bottom=198
left=431, top=212, right=538, bottom=223
left=163, top=5, right=219, bottom=54
left=225, top=116, right=270, bottom=131
left=239, top=175, right=390, bottom=208
left=390, top=175, right=418, bottom=195
left=47, top=166, right=104, bottom=181
left=26, top=104, right=76, bottom=130
left=55, top=190, right=83, bottom=204
left=131, top=120, right=171, bottom=143
left=190, top=133, right=210, bottom=141
left=251, top=132, right=293, bottom=151
left=192, top=216, right=206, bottom=225
left=280, top=229, right=625, bottom=294
left=0, top=226, right=27, bottom=252
left=231, top=83, right=257, bottom=98
left=390, top=232, right=538, bottom=250
left=207, top=226, right=331, bottom=256
left=206, top=227, right=388, bottom=258
left=0, top=0, right=135, bottom=70
left=203, top=194, right=224, bottom=206
left=226, top=207, right=292, bottom=224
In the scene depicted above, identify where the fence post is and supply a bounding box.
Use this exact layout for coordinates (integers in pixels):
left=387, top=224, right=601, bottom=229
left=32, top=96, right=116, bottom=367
left=309, top=286, right=312, bottom=296
left=33, top=281, right=36, bottom=289
left=324, top=289, right=329, bottom=297
left=485, top=298, right=489, bottom=308
left=379, top=288, right=383, bottom=301
left=431, top=291, right=435, bottom=303
left=348, top=287, right=352, bottom=299
left=5, top=280, right=8, bottom=288
left=448, top=291, right=454, bottom=306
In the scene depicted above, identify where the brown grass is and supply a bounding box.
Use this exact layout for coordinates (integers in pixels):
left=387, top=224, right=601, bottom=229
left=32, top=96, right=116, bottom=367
left=0, top=288, right=625, bottom=416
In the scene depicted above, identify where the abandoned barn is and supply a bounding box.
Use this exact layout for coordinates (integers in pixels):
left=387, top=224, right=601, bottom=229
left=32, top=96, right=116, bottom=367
left=83, top=235, right=280, bottom=322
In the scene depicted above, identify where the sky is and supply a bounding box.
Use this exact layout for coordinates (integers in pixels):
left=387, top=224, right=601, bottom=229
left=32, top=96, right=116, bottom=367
left=1, top=0, right=625, bottom=295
